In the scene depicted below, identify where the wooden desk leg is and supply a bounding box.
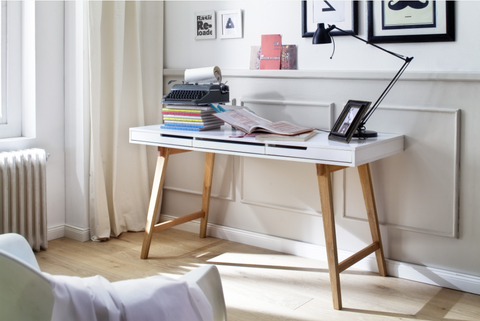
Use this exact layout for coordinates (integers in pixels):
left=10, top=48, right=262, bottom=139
left=357, top=163, right=387, bottom=276
left=141, top=147, right=171, bottom=259
left=316, top=164, right=342, bottom=310
left=199, top=152, right=215, bottom=238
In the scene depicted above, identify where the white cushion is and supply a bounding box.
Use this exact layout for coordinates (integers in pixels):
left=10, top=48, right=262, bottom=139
left=43, top=273, right=213, bottom=321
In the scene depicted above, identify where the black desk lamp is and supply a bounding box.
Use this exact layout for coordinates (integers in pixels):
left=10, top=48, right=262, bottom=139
left=313, top=23, right=413, bottom=138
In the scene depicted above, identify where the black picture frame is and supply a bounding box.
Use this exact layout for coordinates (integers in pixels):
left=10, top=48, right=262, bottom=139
left=302, top=0, right=358, bottom=37
left=329, top=100, right=371, bottom=143
left=367, top=0, right=455, bottom=43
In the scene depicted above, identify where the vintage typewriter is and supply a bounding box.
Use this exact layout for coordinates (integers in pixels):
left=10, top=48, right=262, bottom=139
left=162, top=83, right=229, bottom=105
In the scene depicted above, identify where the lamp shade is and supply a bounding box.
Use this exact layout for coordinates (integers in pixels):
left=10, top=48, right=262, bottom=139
left=312, top=23, right=332, bottom=44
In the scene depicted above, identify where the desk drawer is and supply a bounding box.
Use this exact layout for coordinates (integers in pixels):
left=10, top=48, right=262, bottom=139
left=130, top=131, right=193, bottom=147
left=194, top=138, right=265, bottom=155
left=266, top=145, right=352, bottom=163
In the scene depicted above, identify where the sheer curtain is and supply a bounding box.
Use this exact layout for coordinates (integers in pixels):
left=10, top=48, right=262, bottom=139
left=86, top=1, right=163, bottom=240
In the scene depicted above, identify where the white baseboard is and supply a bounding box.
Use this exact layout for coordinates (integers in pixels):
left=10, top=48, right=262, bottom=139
left=47, top=225, right=65, bottom=241
left=161, top=215, right=480, bottom=296
left=64, top=224, right=90, bottom=242
left=386, top=259, right=480, bottom=296
left=48, top=224, right=90, bottom=242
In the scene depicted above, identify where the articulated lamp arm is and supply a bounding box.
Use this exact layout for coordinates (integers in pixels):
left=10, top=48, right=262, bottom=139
left=313, top=23, right=414, bottom=137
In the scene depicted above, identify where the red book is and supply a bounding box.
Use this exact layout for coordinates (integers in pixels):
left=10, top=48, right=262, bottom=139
left=260, top=34, right=282, bottom=70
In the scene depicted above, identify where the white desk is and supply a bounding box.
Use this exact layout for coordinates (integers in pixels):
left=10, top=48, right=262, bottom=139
left=129, top=125, right=404, bottom=310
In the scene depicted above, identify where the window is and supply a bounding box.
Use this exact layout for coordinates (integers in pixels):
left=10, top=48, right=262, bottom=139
left=0, top=1, right=6, bottom=124
left=0, top=1, right=35, bottom=139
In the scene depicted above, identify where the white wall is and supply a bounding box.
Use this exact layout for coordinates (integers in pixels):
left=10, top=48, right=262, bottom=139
left=161, top=0, right=480, bottom=294
left=64, top=1, right=90, bottom=241
left=165, top=0, right=480, bottom=72
left=0, top=2, right=66, bottom=238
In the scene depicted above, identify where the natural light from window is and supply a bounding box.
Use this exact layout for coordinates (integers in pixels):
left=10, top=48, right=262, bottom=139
left=0, top=1, right=4, bottom=122
left=0, top=1, right=35, bottom=139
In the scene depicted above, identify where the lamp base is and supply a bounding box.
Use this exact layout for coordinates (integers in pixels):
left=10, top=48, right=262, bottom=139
left=353, top=128, right=378, bottom=138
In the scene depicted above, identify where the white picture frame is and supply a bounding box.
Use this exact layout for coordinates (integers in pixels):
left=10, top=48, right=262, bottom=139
left=195, top=11, right=216, bottom=40
left=218, top=9, right=243, bottom=39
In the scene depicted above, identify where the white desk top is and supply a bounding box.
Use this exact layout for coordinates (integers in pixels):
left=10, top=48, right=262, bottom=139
left=129, top=125, right=404, bottom=167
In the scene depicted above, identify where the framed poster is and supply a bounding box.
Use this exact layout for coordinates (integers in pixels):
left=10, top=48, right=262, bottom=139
left=302, top=0, right=358, bottom=37
left=367, top=0, right=455, bottom=43
left=195, top=11, right=216, bottom=40
left=218, top=9, right=243, bottom=39
left=329, top=100, right=371, bottom=143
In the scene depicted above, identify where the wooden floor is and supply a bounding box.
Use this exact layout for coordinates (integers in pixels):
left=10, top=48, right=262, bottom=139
left=36, top=229, right=480, bottom=321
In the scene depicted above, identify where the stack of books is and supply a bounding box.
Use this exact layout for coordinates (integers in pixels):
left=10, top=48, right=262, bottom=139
left=161, top=105, right=225, bottom=131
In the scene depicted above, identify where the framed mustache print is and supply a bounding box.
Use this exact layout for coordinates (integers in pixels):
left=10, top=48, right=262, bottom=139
left=367, top=0, right=455, bottom=43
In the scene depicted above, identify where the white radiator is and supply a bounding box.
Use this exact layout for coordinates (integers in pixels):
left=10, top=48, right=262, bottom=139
left=0, top=149, right=47, bottom=251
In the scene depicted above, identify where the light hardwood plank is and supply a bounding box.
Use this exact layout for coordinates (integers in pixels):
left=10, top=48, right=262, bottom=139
left=37, top=230, right=480, bottom=321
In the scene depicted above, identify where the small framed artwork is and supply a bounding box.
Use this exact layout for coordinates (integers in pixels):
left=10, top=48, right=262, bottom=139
left=329, top=100, right=371, bottom=143
left=367, top=0, right=455, bottom=43
left=195, top=11, right=216, bottom=40
left=302, top=0, right=358, bottom=37
left=218, top=9, right=243, bottom=39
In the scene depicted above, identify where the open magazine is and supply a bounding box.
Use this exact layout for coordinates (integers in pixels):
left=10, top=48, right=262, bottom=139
left=213, top=108, right=315, bottom=135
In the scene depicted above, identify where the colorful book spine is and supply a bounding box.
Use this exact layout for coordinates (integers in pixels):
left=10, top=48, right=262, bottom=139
left=164, top=116, right=220, bottom=121
left=161, top=124, right=221, bottom=131
left=161, top=125, right=204, bottom=131
left=162, top=105, right=215, bottom=111
left=164, top=118, right=205, bottom=122
left=162, top=111, right=214, bottom=116
left=162, top=104, right=224, bottom=131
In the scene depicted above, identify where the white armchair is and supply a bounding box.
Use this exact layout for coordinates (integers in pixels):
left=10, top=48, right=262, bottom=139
left=0, top=233, right=227, bottom=321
